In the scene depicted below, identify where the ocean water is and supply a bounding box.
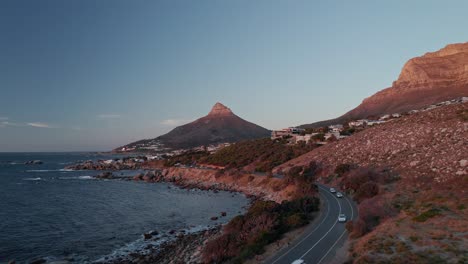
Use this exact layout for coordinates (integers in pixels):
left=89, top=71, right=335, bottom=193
left=0, top=153, right=249, bottom=263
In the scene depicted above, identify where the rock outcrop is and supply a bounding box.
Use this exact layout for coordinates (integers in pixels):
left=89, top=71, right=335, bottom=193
left=302, top=42, right=468, bottom=128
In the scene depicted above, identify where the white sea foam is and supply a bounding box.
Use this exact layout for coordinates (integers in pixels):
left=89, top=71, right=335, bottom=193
left=59, top=169, right=75, bottom=172
left=27, top=169, right=75, bottom=172
left=58, top=175, right=93, bottom=180
left=23, top=177, right=42, bottom=181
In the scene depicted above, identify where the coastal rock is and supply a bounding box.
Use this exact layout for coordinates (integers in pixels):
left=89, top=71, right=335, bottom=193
left=133, top=173, right=144, bottom=181
left=143, top=233, right=152, bottom=240
left=30, top=258, right=46, bottom=264
left=95, top=172, right=115, bottom=179
left=24, top=160, right=43, bottom=165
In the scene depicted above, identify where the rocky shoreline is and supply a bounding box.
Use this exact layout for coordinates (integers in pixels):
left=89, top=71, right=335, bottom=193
left=69, top=164, right=299, bottom=264
left=86, top=166, right=294, bottom=263
left=97, top=227, right=222, bottom=264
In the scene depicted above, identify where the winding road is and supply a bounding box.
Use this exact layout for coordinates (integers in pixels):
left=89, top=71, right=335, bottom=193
left=266, top=184, right=358, bottom=264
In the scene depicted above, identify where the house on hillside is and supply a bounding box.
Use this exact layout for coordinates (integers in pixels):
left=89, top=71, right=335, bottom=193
left=325, top=131, right=340, bottom=140
left=380, top=114, right=391, bottom=120
left=328, top=124, right=344, bottom=132
left=366, top=120, right=385, bottom=126
left=294, top=134, right=312, bottom=143
left=349, top=120, right=367, bottom=127
left=271, top=127, right=305, bottom=139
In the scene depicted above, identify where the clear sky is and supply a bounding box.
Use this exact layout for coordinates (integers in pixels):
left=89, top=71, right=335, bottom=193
left=1, top=0, right=467, bottom=152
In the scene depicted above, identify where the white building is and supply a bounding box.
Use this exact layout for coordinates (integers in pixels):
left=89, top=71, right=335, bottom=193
left=328, top=124, right=344, bottom=132
left=271, top=127, right=305, bottom=139
left=349, top=120, right=367, bottom=127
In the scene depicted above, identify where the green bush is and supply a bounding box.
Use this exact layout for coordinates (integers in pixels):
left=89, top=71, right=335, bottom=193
left=199, top=138, right=317, bottom=172
left=413, top=208, right=442, bottom=222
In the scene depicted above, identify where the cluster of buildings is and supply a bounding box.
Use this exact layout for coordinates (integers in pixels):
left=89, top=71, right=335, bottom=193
left=408, top=97, right=468, bottom=114
left=191, top=143, right=232, bottom=154
left=270, top=125, right=348, bottom=144
left=270, top=115, right=404, bottom=145
left=270, top=97, right=468, bottom=146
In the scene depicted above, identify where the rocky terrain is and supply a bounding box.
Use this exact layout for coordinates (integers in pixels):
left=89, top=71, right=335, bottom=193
left=302, top=42, right=468, bottom=128
left=276, top=102, right=468, bottom=263
left=100, top=227, right=221, bottom=264
left=136, top=166, right=299, bottom=203
left=118, top=102, right=270, bottom=150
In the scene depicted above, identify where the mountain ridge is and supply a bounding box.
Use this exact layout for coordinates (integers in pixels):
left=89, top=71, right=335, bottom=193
left=118, top=103, right=270, bottom=151
left=300, top=42, right=468, bottom=128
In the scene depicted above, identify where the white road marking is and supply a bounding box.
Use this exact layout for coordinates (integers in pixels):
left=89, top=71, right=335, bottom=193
left=316, top=193, right=355, bottom=264
left=270, top=191, right=330, bottom=264
left=298, top=186, right=342, bottom=259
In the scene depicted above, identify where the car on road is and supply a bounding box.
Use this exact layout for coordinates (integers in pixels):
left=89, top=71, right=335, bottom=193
left=329, top=187, right=336, bottom=193
left=292, top=259, right=305, bottom=264
left=338, top=213, right=347, bottom=222
left=336, top=192, right=343, bottom=198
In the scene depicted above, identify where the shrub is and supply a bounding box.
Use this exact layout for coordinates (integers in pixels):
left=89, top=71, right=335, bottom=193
left=164, top=150, right=210, bottom=167
left=412, top=208, right=442, bottom=222
left=458, top=109, right=468, bottom=121
left=285, top=213, right=308, bottom=228
left=335, top=163, right=353, bottom=176
left=340, top=167, right=379, bottom=193
left=199, top=138, right=317, bottom=172
left=392, top=194, right=414, bottom=211
left=355, top=181, right=379, bottom=202
left=353, top=197, right=396, bottom=237
left=201, top=196, right=319, bottom=263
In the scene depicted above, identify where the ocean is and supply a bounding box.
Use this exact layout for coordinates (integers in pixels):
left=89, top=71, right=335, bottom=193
left=0, top=152, right=249, bottom=263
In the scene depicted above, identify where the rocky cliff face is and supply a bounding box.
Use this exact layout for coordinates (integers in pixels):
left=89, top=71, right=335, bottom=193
left=207, top=102, right=234, bottom=116
left=302, top=42, right=468, bottom=128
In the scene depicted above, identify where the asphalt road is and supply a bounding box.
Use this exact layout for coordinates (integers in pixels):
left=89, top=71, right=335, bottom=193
left=266, top=183, right=357, bottom=264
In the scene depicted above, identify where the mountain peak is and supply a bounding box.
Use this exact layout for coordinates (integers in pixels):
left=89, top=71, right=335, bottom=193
left=208, top=102, right=233, bottom=116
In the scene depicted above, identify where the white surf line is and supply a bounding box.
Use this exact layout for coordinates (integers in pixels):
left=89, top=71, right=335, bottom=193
left=316, top=194, right=356, bottom=264
left=298, top=185, right=342, bottom=260
left=270, top=189, right=330, bottom=264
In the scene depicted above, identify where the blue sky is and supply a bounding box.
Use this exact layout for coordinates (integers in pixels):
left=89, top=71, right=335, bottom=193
left=1, top=0, right=467, bottom=152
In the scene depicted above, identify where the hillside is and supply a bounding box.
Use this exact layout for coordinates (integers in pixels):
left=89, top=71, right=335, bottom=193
left=301, top=42, right=468, bottom=128
left=275, top=102, right=468, bottom=263
left=118, top=103, right=270, bottom=151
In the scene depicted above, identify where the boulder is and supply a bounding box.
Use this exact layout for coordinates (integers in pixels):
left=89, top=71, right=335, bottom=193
left=133, top=173, right=144, bottom=181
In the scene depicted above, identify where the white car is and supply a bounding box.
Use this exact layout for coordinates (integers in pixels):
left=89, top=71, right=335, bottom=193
left=336, top=192, right=343, bottom=198
left=338, top=214, right=347, bottom=222
left=329, top=187, right=336, bottom=193
left=292, top=259, right=305, bottom=264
